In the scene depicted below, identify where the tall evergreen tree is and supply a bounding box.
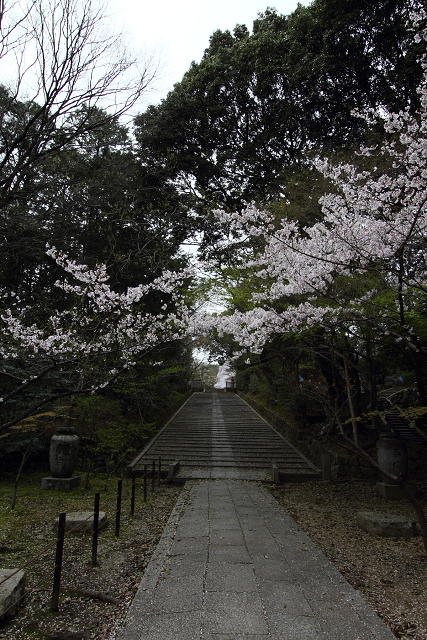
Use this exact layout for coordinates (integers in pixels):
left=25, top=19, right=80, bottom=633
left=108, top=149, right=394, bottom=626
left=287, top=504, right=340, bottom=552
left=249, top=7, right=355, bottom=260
left=134, top=0, right=425, bottom=227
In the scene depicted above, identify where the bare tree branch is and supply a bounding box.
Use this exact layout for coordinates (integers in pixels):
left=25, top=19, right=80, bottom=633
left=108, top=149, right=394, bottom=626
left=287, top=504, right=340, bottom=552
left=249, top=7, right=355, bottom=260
left=0, top=0, right=157, bottom=210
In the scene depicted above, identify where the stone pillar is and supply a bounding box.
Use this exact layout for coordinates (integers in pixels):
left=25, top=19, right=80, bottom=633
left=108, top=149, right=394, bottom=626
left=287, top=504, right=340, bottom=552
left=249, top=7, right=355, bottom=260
left=376, top=433, right=411, bottom=500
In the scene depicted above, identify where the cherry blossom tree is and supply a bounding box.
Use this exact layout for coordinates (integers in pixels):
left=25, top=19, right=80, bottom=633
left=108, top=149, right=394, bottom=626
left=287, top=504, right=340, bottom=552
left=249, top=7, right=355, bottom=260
left=195, top=11, right=427, bottom=551
left=0, top=247, right=194, bottom=433
left=200, top=10, right=427, bottom=400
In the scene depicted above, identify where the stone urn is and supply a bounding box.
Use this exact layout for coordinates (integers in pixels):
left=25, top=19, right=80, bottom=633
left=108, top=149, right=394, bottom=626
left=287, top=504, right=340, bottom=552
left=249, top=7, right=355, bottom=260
left=377, top=433, right=408, bottom=484
left=49, top=427, right=80, bottom=478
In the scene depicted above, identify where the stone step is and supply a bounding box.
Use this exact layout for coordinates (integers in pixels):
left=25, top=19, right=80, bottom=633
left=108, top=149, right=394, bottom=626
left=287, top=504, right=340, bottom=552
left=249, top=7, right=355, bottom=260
left=141, top=449, right=302, bottom=457
left=129, top=392, right=320, bottom=481
left=385, top=412, right=427, bottom=446
left=136, top=458, right=311, bottom=469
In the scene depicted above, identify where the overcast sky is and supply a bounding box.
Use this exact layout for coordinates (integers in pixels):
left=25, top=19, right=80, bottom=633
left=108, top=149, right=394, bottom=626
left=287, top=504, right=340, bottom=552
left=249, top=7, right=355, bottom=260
left=109, top=0, right=312, bottom=108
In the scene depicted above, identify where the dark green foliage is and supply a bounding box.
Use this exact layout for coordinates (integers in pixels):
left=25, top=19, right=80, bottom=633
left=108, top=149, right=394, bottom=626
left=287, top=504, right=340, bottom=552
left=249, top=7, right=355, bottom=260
left=70, top=394, right=148, bottom=474
left=0, top=340, right=193, bottom=473
left=0, top=103, right=196, bottom=439
left=0, top=102, right=191, bottom=308
left=70, top=342, right=193, bottom=473
left=134, top=0, right=424, bottom=239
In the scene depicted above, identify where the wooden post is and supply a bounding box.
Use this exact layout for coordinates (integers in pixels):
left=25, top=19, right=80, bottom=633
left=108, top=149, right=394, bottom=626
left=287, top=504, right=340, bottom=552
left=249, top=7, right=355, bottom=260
left=92, top=492, right=100, bottom=566
left=143, top=465, right=147, bottom=502
left=51, top=512, right=66, bottom=612
left=115, top=480, right=122, bottom=537
left=131, top=473, right=136, bottom=517
left=151, top=460, right=155, bottom=493
left=158, top=457, right=161, bottom=487
left=322, top=454, right=332, bottom=481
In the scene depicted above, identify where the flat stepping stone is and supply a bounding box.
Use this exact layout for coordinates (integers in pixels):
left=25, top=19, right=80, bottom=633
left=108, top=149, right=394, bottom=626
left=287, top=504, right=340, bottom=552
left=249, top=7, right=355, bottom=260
left=54, top=511, right=108, bottom=533
left=0, top=569, right=26, bottom=621
left=356, top=511, right=417, bottom=537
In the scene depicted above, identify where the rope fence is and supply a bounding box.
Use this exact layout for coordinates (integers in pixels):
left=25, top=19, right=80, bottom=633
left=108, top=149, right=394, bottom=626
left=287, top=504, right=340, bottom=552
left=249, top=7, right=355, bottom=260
left=1, top=458, right=164, bottom=619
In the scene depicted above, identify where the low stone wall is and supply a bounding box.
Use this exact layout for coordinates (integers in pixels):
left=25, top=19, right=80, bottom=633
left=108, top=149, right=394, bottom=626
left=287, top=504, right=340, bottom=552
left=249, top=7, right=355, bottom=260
left=237, top=392, right=386, bottom=481
left=239, top=392, right=427, bottom=481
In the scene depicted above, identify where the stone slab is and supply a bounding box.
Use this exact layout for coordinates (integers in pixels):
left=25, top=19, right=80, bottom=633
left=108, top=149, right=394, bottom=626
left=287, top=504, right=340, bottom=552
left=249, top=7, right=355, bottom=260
left=169, top=535, right=208, bottom=557
left=356, top=511, right=418, bottom=537
left=60, top=511, right=108, bottom=533
left=162, top=557, right=206, bottom=579
left=267, top=613, right=327, bottom=640
left=0, top=569, right=26, bottom=621
left=258, top=579, right=312, bottom=616
left=139, top=610, right=202, bottom=640
left=208, top=544, right=251, bottom=563
left=41, top=476, right=81, bottom=491
left=205, top=562, right=258, bottom=592
left=203, top=636, right=269, bottom=640
left=150, top=579, right=203, bottom=613
left=118, top=480, right=396, bottom=640
left=209, top=529, right=245, bottom=545
left=202, top=590, right=268, bottom=635
left=375, top=482, right=415, bottom=500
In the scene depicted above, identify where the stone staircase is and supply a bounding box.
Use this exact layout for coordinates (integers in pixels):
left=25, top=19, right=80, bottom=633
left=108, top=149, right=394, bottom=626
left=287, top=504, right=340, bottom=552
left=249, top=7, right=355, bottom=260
left=385, top=411, right=427, bottom=447
left=128, top=392, right=320, bottom=481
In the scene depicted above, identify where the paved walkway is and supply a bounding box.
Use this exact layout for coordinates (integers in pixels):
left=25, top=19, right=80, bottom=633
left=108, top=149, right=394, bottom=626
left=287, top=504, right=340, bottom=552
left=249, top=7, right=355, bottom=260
left=118, top=480, right=395, bottom=640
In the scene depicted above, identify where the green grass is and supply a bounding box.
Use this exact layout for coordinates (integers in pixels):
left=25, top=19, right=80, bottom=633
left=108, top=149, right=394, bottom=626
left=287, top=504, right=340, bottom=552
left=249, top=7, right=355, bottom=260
left=0, top=471, right=155, bottom=583
left=0, top=471, right=173, bottom=639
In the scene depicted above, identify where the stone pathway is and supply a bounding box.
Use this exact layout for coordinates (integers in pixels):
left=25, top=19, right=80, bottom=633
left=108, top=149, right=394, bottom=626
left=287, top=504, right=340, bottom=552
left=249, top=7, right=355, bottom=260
left=118, top=480, right=395, bottom=640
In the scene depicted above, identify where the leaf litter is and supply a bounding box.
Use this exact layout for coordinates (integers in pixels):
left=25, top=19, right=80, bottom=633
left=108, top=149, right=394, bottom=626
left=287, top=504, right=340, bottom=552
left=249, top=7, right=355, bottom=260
left=0, top=475, right=182, bottom=640
left=269, top=480, right=427, bottom=640
left=1, top=476, right=426, bottom=640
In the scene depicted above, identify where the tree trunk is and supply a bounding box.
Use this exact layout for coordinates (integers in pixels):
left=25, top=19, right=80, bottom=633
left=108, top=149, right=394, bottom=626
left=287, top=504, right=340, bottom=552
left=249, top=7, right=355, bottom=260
left=344, top=359, right=359, bottom=447
left=366, top=348, right=376, bottom=412
left=11, top=445, right=31, bottom=510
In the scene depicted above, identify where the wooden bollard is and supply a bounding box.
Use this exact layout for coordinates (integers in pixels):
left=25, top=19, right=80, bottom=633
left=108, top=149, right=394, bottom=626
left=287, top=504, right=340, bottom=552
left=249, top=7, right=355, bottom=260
left=115, top=480, right=122, bottom=537
left=52, top=512, right=66, bottom=612
left=92, top=492, right=100, bottom=566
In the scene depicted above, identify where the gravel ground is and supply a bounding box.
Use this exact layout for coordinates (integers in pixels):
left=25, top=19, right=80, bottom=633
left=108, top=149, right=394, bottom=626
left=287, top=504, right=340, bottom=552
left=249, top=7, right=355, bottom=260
left=0, top=477, right=183, bottom=640
left=268, top=480, right=427, bottom=640
left=1, top=477, right=426, bottom=640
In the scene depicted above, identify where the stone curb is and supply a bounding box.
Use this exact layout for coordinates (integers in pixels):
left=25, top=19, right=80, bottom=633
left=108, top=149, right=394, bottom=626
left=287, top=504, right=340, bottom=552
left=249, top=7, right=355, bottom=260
left=118, top=481, right=195, bottom=639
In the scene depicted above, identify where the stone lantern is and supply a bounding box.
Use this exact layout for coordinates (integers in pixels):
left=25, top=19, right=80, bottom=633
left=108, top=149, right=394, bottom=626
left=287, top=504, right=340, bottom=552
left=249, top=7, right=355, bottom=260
left=41, top=427, right=81, bottom=491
